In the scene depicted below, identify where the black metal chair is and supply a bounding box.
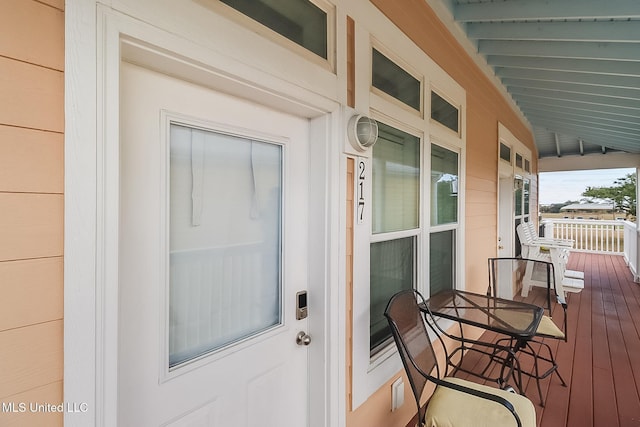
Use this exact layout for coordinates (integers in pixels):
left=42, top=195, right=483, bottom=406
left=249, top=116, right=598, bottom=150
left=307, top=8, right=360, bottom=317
left=488, top=257, right=568, bottom=406
left=384, top=289, right=536, bottom=427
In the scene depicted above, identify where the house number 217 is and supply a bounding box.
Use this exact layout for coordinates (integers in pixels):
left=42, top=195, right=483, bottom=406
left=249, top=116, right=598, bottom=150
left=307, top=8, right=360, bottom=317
left=357, top=160, right=365, bottom=224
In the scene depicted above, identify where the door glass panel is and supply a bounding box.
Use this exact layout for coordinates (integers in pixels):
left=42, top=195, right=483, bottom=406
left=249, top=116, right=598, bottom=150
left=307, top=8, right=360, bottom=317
left=524, top=180, right=530, bottom=215
left=430, top=144, right=458, bottom=225
left=169, top=124, right=282, bottom=368
left=514, top=177, right=523, bottom=216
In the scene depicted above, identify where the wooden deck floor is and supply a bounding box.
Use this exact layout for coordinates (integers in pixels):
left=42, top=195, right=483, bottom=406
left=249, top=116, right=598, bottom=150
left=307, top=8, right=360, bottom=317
left=457, top=253, right=640, bottom=427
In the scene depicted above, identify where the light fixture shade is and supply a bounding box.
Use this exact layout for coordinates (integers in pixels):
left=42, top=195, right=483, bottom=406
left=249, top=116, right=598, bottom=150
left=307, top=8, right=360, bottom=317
left=348, top=115, right=378, bottom=152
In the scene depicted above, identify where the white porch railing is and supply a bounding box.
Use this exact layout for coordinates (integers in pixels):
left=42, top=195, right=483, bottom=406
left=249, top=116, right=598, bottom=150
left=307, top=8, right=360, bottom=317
left=541, top=218, right=638, bottom=278
left=542, top=219, right=626, bottom=254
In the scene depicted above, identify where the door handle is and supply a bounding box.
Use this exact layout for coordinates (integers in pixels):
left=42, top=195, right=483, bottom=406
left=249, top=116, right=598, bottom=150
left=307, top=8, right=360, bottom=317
left=296, top=331, right=311, bottom=346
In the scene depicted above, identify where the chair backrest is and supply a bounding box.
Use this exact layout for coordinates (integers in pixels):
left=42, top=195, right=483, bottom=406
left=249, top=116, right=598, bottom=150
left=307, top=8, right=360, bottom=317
left=384, top=290, right=439, bottom=421
left=488, top=257, right=556, bottom=316
left=516, top=223, right=533, bottom=245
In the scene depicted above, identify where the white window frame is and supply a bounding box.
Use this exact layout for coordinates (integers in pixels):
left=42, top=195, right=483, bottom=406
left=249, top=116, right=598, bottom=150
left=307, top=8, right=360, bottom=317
left=349, top=4, right=466, bottom=409
left=428, top=138, right=464, bottom=297
left=497, top=123, right=533, bottom=257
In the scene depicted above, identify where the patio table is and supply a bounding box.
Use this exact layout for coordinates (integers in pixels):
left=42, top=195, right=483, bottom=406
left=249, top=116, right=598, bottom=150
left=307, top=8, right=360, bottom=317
left=421, top=289, right=544, bottom=393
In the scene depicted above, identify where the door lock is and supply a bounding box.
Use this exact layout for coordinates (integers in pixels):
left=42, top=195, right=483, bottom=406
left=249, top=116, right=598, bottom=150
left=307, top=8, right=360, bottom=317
left=296, top=291, right=308, bottom=320
left=296, top=331, right=311, bottom=346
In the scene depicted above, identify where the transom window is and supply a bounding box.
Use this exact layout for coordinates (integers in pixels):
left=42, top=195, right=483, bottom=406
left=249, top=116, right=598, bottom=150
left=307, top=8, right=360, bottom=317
left=431, top=91, right=459, bottom=133
left=219, top=0, right=329, bottom=59
left=371, top=48, right=421, bottom=111
left=499, top=142, right=511, bottom=164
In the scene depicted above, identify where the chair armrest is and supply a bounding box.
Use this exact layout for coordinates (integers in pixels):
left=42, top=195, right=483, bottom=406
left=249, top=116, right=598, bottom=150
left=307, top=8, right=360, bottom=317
left=432, top=377, right=523, bottom=427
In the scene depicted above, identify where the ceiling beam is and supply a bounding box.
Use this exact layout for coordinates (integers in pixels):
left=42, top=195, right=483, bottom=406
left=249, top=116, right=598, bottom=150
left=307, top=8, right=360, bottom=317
left=496, top=67, right=640, bottom=90
left=539, top=152, right=640, bottom=171
left=555, top=133, right=562, bottom=157
left=467, top=21, right=640, bottom=42
left=455, top=0, right=640, bottom=22
left=525, top=112, right=640, bottom=138
left=520, top=105, right=640, bottom=132
left=510, top=87, right=640, bottom=110
left=478, top=40, right=640, bottom=62
left=515, top=96, right=640, bottom=119
left=531, top=120, right=640, bottom=145
left=488, top=55, right=640, bottom=76
left=502, top=77, right=640, bottom=101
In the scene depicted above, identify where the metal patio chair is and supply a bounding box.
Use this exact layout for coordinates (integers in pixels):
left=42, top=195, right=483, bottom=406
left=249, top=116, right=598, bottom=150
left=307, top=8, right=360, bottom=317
left=384, top=289, right=536, bottom=427
left=488, top=257, right=569, bottom=406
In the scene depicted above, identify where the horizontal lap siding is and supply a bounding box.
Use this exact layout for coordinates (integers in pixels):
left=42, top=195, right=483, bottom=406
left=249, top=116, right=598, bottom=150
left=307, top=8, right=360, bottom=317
left=0, top=1, right=64, bottom=426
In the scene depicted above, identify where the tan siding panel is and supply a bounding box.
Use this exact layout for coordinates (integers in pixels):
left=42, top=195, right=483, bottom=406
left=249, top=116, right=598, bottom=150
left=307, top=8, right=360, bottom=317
left=466, top=201, right=496, bottom=217
left=0, top=0, right=64, bottom=71
left=466, top=213, right=496, bottom=230
left=0, top=193, right=63, bottom=261
left=0, top=126, right=63, bottom=193
left=0, top=320, right=63, bottom=399
left=0, top=381, right=63, bottom=427
left=0, top=57, right=64, bottom=133
left=0, top=257, right=63, bottom=332
left=347, top=16, right=356, bottom=108
left=37, top=0, right=65, bottom=12
left=467, top=176, right=497, bottom=194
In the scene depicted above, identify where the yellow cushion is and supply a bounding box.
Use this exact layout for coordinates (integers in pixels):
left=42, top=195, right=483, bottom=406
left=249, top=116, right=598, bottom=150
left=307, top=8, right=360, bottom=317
left=425, top=377, right=536, bottom=427
left=492, top=311, right=564, bottom=340
left=536, top=315, right=565, bottom=339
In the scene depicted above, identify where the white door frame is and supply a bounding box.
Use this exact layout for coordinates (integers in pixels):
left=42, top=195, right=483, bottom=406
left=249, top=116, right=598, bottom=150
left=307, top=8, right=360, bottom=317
left=64, top=4, right=343, bottom=426
left=496, top=123, right=532, bottom=259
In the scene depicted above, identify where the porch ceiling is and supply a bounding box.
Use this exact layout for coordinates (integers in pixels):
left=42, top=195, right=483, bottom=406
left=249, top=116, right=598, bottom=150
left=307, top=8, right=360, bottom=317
left=434, top=0, right=640, bottom=160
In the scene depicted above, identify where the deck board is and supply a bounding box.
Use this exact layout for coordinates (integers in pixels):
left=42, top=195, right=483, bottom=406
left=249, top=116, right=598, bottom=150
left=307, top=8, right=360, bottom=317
left=405, top=253, right=640, bottom=427
left=424, top=253, right=640, bottom=427
left=543, top=254, right=640, bottom=427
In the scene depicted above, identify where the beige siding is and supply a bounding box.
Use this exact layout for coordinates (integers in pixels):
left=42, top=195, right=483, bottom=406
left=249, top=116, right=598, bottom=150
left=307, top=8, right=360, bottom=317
left=0, top=320, right=64, bottom=398
left=0, top=126, right=64, bottom=194
left=0, top=258, right=63, bottom=332
left=0, top=382, right=63, bottom=427
left=0, top=56, right=64, bottom=132
left=0, top=0, right=64, bottom=71
left=0, top=1, right=64, bottom=426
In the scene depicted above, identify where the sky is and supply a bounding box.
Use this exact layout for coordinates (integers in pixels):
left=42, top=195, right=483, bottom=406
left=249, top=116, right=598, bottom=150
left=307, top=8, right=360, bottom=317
left=538, top=168, right=635, bottom=205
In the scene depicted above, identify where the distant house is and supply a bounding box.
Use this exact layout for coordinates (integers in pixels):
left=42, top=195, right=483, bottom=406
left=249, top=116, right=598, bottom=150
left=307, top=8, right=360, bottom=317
left=560, top=203, right=614, bottom=219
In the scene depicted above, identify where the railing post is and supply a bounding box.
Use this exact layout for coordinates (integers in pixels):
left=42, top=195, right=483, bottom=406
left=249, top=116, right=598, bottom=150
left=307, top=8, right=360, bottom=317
left=543, top=220, right=554, bottom=239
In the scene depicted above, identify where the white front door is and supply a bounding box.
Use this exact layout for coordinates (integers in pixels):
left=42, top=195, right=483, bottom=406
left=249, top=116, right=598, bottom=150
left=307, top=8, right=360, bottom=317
left=118, top=62, right=310, bottom=426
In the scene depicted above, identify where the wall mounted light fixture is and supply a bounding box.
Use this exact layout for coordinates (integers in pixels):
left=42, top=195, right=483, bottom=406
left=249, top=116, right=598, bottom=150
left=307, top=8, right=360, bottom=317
left=347, top=114, right=378, bottom=152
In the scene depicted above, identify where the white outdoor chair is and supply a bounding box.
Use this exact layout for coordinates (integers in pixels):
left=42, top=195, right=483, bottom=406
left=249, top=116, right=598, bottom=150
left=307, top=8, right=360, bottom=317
left=516, top=223, right=584, bottom=294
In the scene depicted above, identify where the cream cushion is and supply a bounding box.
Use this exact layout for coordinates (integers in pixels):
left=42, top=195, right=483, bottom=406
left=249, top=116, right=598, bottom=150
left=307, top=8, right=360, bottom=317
left=493, top=311, right=564, bottom=339
left=424, top=377, right=536, bottom=427
left=537, top=315, right=564, bottom=339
